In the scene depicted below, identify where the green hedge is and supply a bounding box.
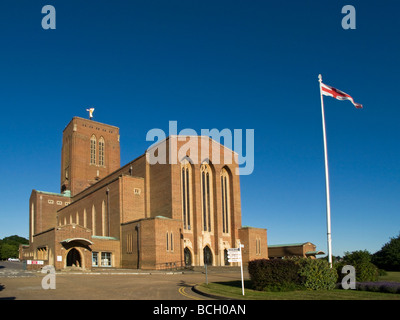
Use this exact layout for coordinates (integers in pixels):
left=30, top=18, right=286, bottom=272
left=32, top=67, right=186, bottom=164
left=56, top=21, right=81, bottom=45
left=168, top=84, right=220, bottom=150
left=248, top=259, right=301, bottom=291
left=248, top=258, right=338, bottom=291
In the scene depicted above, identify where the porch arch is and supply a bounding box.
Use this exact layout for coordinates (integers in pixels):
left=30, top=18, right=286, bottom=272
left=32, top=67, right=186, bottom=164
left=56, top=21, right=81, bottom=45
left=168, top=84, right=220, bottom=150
left=66, top=248, right=83, bottom=268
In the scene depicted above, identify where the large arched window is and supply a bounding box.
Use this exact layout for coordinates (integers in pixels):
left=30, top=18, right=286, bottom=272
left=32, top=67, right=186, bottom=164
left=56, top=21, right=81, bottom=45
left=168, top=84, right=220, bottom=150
left=98, top=137, right=105, bottom=166
left=181, top=159, right=192, bottom=230
left=221, top=167, right=231, bottom=234
left=90, top=135, right=97, bottom=165
left=200, top=163, right=213, bottom=232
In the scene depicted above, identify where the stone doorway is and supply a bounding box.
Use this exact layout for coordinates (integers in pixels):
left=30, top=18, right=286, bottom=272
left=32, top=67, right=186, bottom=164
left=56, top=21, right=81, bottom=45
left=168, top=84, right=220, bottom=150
left=203, top=245, right=213, bottom=266
left=66, top=248, right=82, bottom=268
left=184, top=247, right=192, bottom=266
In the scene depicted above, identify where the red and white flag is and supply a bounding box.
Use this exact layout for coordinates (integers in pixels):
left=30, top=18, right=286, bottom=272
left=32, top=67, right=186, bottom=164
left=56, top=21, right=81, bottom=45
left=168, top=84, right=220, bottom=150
left=321, top=82, right=363, bottom=109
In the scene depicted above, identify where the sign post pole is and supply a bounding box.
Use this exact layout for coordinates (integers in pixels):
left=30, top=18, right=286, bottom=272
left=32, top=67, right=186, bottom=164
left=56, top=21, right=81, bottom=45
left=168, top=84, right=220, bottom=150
left=228, top=245, right=245, bottom=296
left=239, top=243, right=245, bottom=296
left=205, top=262, right=208, bottom=285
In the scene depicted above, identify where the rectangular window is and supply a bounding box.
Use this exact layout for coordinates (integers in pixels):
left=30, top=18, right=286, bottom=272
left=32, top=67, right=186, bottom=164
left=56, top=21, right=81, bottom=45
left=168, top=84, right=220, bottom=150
left=101, top=252, right=112, bottom=267
left=92, top=252, right=98, bottom=267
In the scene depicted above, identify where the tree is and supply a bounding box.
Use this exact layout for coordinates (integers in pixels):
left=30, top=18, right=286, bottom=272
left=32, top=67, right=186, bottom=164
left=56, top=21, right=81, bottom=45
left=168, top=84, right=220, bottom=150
left=0, top=243, right=18, bottom=260
left=372, top=233, right=400, bottom=271
left=0, top=235, right=28, bottom=260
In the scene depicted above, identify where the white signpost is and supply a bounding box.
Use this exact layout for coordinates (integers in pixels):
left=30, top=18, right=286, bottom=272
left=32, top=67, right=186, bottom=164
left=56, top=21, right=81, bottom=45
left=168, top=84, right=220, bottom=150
left=228, top=244, right=245, bottom=295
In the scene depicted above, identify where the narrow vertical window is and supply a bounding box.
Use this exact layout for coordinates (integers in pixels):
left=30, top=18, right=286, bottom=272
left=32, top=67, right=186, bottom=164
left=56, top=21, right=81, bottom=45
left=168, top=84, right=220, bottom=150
left=90, top=135, right=97, bottom=165
left=186, top=168, right=190, bottom=228
left=98, top=137, right=105, bottom=166
left=256, top=238, right=259, bottom=255
left=102, top=200, right=106, bottom=236
left=92, top=204, right=96, bottom=236
left=256, top=238, right=261, bottom=255
left=221, top=176, right=225, bottom=233
left=182, top=168, right=186, bottom=228
left=201, top=163, right=213, bottom=232
left=181, top=160, right=192, bottom=230
left=127, top=233, right=133, bottom=254
left=221, top=168, right=230, bottom=234
left=31, top=203, right=35, bottom=242
left=83, top=208, right=87, bottom=228
left=170, top=232, right=173, bottom=251
left=202, top=171, right=206, bottom=231
left=166, top=232, right=169, bottom=251
left=92, top=252, right=98, bottom=267
left=206, top=172, right=211, bottom=231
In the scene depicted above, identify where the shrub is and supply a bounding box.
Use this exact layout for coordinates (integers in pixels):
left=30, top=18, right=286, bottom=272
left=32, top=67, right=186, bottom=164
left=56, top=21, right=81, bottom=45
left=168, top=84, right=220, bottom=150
left=248, top=259, right=301, bottom=291
left=297, top=258, right=338, bottom=290
left=356, top=281, right=400, bottom=294
left=336, top=250, right=379, bottom=282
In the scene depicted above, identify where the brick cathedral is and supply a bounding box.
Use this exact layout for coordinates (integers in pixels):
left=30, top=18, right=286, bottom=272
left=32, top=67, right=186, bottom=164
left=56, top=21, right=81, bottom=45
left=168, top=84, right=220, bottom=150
left=21, top=116, right=267, bottom=270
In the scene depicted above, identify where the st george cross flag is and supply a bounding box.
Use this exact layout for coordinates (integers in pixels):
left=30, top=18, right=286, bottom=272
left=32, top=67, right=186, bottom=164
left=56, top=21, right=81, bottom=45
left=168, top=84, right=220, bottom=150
left=320, top=82, right=363, bottom=109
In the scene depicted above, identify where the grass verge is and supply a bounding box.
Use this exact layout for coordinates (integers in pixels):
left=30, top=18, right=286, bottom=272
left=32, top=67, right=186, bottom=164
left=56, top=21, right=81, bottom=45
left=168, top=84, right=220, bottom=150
left=197, top=279, right=400, bottom=300
left=378, top=271, right=400, bottom=283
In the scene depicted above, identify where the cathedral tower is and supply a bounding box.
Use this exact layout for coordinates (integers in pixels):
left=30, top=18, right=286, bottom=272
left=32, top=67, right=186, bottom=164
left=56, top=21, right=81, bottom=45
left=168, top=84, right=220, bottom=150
left=60, top=117, right=120, bottom=196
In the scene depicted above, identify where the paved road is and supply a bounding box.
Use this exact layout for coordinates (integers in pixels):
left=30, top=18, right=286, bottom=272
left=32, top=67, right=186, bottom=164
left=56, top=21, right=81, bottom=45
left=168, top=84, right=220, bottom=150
left=0, top=261, right=246, bottom=300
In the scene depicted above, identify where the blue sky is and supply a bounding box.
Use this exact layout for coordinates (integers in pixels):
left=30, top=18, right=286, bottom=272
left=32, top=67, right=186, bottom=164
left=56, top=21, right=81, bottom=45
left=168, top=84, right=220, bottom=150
left=0, top=1, right=399, bottom=256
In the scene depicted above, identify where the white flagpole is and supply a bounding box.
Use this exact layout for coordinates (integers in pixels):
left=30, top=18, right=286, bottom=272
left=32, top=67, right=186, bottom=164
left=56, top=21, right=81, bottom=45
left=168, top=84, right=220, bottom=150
left=318, top=74, right=333, bottom=268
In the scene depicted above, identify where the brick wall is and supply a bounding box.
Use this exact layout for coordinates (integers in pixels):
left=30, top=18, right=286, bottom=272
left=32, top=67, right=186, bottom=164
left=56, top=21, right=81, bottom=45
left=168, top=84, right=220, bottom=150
left=29, top=191, right=70, bottom=243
